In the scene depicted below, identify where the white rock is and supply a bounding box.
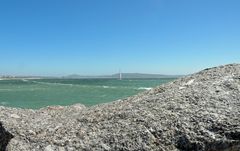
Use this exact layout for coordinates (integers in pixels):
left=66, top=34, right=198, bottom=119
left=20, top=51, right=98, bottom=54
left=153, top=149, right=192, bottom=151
left=179, top=86, right=186, bottom=90
left=58, top=147, right=65, bottom=151
left=10, top=114, right=20, bottom=119
left=44, top=145, right=54, bottom=151
left=185, top=79, right=195, bottom=85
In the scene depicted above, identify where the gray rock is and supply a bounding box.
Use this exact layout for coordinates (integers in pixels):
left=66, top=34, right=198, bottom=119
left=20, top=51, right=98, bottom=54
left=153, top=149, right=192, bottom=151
left=0, top=63, right=240, bottom=150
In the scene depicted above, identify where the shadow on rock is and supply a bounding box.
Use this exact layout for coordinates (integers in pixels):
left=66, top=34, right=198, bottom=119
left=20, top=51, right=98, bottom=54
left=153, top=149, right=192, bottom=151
left=0, top=122, right=13, bottom=151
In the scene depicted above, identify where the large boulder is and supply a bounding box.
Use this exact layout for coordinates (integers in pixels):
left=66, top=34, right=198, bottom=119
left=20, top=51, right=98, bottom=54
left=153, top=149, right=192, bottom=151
left=0, top=122, right=13, bottom=151
left=0, top=64, right=240, bottom=150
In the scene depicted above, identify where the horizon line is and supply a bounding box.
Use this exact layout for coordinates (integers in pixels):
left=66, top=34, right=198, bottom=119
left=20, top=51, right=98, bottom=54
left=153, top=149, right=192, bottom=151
left=0, top=72, right=185, bottom=78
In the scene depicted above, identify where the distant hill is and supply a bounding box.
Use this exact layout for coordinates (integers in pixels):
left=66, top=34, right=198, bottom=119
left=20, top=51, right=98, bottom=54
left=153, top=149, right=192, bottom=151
left=63, top=73, right=182, bottom=79
left=0, top=74, right=182, bottom=80
left=111, top=73, right=180, bottom=79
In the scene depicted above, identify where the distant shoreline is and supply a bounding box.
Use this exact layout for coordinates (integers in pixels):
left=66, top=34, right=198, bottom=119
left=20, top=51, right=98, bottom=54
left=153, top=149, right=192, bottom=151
left=0, top=77, right=43, bottom=80
left=0, top=77, right=179, bottom=80
left=0, top=73, right=183, bottom=80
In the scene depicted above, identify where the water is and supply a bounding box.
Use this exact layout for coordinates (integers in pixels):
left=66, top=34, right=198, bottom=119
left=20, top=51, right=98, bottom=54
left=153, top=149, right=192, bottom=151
left=0, top=78, right=175, bottom=109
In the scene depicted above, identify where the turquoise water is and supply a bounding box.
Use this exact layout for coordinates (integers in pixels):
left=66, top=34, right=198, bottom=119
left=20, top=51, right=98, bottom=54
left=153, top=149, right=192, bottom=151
left=0, top=78, right=175, bottom=109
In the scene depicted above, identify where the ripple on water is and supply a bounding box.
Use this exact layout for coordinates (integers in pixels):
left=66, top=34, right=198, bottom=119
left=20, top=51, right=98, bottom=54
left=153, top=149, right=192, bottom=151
left=0, top=101, right=8, bottom=105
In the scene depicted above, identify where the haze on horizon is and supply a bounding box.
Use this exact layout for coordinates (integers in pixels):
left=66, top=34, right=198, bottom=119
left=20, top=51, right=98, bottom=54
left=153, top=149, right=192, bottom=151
left=0, top=0, right=239, bottom=76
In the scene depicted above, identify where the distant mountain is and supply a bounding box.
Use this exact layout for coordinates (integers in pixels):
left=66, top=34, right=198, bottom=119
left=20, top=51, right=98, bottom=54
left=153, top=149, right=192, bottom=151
left=111, top=73, right=180, bottom=79
left=63, top=73, right=182, bottom=79
left=62, top=74, right=109, bottom=79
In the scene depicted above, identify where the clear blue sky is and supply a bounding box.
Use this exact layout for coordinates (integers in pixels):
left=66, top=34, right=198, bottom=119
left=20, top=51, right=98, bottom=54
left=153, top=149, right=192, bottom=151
left=0, top=0, right=239, bottom=76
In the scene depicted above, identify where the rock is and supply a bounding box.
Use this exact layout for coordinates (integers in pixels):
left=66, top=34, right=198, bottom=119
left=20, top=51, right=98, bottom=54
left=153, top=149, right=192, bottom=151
left=10, top=114, right=20, bottom=119
left=0, top=122, right=13, bottom=151
left=185, top=79, right=195, bottom=85
left=101, top=143, right=111, bottom=150
left=0, top=63, right=240, bottom=151
left=44, top=145, right=54, bottom=151
left=58, top=147, right=65, bottom=151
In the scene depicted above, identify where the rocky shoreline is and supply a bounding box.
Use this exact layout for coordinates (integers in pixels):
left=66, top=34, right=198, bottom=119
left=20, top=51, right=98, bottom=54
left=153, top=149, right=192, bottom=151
left=0, top=64, right=240, bottom=151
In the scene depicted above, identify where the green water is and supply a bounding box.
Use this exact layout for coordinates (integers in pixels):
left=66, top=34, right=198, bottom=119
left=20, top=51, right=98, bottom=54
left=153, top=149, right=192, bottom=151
left=0, top=78, right=175, bottom=109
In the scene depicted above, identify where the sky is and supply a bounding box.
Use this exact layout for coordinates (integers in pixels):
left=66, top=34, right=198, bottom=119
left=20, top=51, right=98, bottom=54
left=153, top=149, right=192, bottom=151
left=0, top=0, right=239, bottom=76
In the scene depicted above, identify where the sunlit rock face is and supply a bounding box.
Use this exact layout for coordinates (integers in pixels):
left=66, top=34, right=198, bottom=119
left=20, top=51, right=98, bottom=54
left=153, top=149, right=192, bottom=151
left=0, top=64, right=240, bottom=151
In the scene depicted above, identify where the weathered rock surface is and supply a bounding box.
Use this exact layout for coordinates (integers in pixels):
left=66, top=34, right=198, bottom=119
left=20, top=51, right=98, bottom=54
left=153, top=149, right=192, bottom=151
left=0, top=64, right=240, bottom=151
